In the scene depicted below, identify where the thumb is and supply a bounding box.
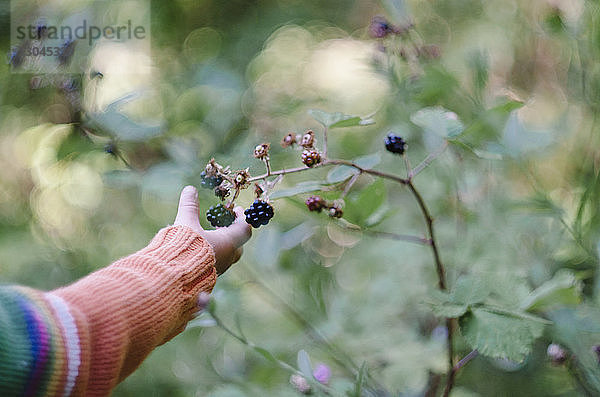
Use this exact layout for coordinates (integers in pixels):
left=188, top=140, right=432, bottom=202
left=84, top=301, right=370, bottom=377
left=174, top=185, right=203, bottom=233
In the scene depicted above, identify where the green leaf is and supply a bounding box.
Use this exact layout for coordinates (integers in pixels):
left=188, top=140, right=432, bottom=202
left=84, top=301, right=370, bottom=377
left=501, top=113, right=554, bottom=156
left=549, top=306, right=600, bottom=394
left=521, top=270, right=581, bottom=311
left=451, top=275, right=490, bottom=305
left=459, top=307, right=545, bottom=362
left=308, top=109, right=375, bottom=128
left=253, top=347, right=278, bottom=364
left=297, top=350, right=313, bottom=379
left=429, top=301, right=468, bottom=318
left=326, top=153, right=381, bottom=183
left=270, top=181, right=324, bottom=200
left=344, top=179, right=386, bottom=226
left=353, top=362, right=367, bottom=397
left=411, top=106, right=464, bottom=138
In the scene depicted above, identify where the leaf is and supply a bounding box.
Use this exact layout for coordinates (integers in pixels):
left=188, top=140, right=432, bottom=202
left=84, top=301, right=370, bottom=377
left=344, top=179, right=386, bottom=226
left=270, top=181, right=324, bottom=200
left=411, top=106, right=464, bottom=138
left=297, top=350, right=313, bottom=379
left=326, top=153, right=381, bottom=183
left=459, top=307, right=545, bottom=362
left=186, top=314, right=217, bottom=328
left=521, top=270, right=581, bottom=311
left=308, top=109, right=375, bottom=128
left=353, top=362, right=368, bottom=397
left=253, top=347, right=278, bottom=364
left=451, top=275, right=490, bottom=305
left=429, top=301, right=468, bottom=318
left=501, top=113, right=553, bottom=156
left=549, top=306, right=600, bottom=394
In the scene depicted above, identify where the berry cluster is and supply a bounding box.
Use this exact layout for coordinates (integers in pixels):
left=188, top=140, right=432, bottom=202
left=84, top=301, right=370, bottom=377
left=384, top=133, right=406, bottom=155
left=305, top=196, right=343, bottom=218
left=206, top=203, right=236, bottom=227
left=244, top=200, right=274, bottom=228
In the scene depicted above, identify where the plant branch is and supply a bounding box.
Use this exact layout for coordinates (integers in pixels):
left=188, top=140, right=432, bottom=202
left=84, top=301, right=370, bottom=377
left=336, top=220, right=431, bottom=246
left=210, top=309, right=337, bottom=395
left=324, top=159, right=408, bottom=185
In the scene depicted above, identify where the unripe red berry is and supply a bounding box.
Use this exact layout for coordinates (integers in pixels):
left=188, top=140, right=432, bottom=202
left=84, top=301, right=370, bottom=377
left=302, top=149, right=321, bottom=167
left=305, top=195, right=326, bottom=212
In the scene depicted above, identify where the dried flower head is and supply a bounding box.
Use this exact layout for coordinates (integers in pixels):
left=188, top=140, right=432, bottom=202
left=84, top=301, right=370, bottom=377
left=328, top=201, right=344, bottom=218
left=281, top=132, right=297, bottom=148
left=300, top=130, right=315, bottom=148
left=254, top=143, right=270, bottom=160
left=233, top=168, right=251, bottom=189
left=214, top=184, right=230, bottom=200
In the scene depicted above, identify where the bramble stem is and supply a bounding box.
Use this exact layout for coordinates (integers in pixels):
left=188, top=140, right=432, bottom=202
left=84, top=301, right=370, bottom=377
left=336, top=220, right=431, bottom=246
left=236, top=149, right=455, bottom=395
left=324, top=159, right=408, bottom=185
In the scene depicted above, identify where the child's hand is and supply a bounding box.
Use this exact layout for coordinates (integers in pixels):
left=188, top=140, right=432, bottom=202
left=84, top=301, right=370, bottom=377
left=174, top=185, right=252, bottom=274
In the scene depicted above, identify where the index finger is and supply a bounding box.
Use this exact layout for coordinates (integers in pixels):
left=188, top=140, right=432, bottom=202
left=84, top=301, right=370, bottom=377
left=226, top=206, right=252, bottom=247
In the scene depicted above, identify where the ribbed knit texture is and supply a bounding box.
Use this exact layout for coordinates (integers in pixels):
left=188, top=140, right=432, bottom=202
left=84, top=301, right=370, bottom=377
left=0, top=225, right=216, bottom=396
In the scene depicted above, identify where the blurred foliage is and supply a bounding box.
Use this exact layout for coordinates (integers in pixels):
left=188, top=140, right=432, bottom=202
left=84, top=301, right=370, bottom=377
left=3, top=0, right=600, bottom=395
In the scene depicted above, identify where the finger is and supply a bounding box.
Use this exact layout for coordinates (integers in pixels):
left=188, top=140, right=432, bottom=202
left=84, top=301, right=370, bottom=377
left=174, top=185, right=203, bottom=233
left=227, top=206, right=252, bottom=247
left=231, top=247, right=243, bottom=264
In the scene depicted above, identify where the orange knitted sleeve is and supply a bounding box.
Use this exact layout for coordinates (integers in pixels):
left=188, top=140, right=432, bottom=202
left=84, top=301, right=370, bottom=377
left=48, top=225, right=217, bottom=396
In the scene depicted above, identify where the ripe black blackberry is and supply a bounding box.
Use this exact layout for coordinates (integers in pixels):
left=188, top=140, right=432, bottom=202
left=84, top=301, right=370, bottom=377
left=302, top=149, right=321, bottom=167
left=200, top=171, right=223, bottom=189
left=206, top=204, right=235, bottom=227
left=305, top=196, right=326, bottom=212
left=244, top=200, right=274, bottom=228
left=384, top=133, right=406, bottom=155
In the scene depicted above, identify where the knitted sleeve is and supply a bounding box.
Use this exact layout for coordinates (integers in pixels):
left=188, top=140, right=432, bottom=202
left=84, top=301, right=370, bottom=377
left=0, top=225, right=216, bottom=397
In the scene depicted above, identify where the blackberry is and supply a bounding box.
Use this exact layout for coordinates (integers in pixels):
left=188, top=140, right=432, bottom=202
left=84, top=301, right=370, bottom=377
left=302, top=149, right=321, bottom=167
left=200, top=171, right=223, bottom=189
left=244, top=200, right=274, bottom=228
left=206, top=204, right=235, bottom=227
left=305, top=196, right=326, bottom=212
left=384, top=133, right=406, bottom=155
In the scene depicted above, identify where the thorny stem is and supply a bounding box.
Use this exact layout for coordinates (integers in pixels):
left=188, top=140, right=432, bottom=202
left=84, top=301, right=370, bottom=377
left=264, top=157, right=272, bottom=177
left=406, top=180, right=456, bottom=396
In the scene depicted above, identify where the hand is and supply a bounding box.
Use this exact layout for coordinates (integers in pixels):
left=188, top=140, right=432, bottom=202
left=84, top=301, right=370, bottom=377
left=173, top=185, right=252, bottom=275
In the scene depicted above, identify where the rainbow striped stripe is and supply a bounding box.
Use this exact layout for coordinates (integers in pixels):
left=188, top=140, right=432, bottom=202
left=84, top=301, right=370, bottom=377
left=0, top=286, right=81, bottom=397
